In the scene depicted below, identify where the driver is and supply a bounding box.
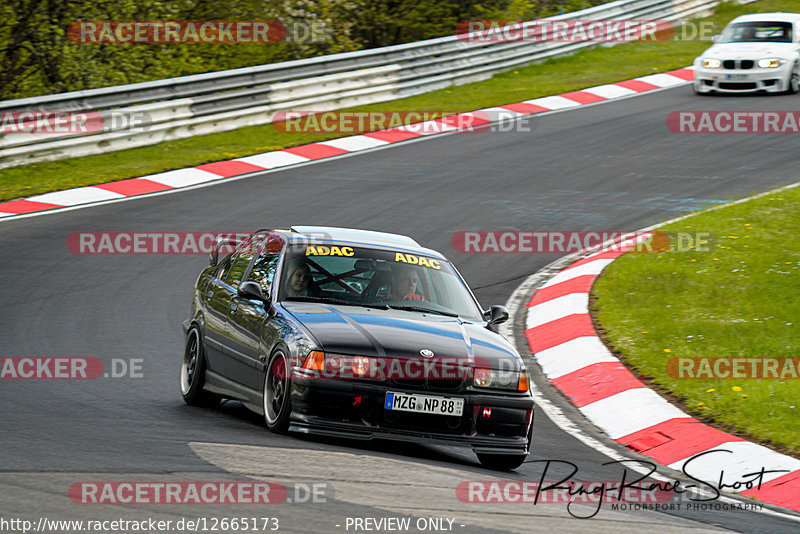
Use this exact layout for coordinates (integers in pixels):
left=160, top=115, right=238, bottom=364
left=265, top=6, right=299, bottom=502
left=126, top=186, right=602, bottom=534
left=390, top=264, right=424, bottom=301
left=284, top=259, right=312, bottom=297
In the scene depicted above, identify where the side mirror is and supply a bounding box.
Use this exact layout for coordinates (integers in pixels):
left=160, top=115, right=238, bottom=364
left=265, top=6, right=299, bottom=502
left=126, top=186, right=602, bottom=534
left=238, top=281, right=268, bottom=303
left=484, top=305, right=509, bottom=326
left=711, top=34, right=721, bottom=42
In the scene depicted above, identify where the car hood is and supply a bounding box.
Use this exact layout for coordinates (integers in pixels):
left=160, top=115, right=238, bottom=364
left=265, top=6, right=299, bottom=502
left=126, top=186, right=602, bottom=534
left=702, top=42, right=796, bottom=59
left=282, top=302, right=521, bottom=369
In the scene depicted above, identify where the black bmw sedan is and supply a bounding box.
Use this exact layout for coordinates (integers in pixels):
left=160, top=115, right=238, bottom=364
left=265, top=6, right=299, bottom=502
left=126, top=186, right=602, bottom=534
left=181, top=226, right=534, bottom=469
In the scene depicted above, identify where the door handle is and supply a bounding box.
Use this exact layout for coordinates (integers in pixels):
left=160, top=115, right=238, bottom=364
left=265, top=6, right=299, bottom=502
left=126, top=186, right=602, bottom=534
left=205, top=290, right=214, bottom=300
left=230, top=301, right=238, bottom=312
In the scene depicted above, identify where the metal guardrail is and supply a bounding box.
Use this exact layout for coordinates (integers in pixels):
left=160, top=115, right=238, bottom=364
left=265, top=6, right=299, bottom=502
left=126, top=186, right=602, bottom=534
left=0, top=0, right=746, bottom=169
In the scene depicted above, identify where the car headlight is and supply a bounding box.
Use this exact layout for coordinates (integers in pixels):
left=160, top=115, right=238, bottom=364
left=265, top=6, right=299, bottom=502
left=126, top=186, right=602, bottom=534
left=757, top=58, right=782, bottom=68
left=702, top=58, right=721, bottom=69
left=474, top=368, right=530, bottom=391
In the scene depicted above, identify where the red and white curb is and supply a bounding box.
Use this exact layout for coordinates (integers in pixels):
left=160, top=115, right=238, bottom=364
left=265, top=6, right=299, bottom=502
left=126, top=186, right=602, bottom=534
left=0, top=68, right=693, bottom=220
left=523, top=234, right=800, bottom=512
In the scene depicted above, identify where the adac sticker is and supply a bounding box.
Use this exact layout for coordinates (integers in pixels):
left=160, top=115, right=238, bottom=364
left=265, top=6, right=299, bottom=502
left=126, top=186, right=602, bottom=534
left=394, top=252, right=441, bottom=269
left=305, top=245, right=354, bottom=256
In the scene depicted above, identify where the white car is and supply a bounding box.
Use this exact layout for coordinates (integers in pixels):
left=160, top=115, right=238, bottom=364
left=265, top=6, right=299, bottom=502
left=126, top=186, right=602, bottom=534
left=693, top=12, right=800, bottom=94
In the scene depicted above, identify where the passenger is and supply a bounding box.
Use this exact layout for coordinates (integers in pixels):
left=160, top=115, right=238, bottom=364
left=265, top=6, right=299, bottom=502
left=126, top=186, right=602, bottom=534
left=390, top=265, right=424, bottom=301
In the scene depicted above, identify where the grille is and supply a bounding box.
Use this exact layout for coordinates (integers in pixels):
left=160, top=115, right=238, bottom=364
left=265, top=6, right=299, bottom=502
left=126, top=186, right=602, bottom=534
left=386, top=357, right=468, bottom=391
left=722, top=60, right=755, bottom=70
left=389, top=375, right=466, bottom=391
left=427, top=377, right=464, bottom=391
left=389, top=378, right=426, bottom=390
left=719, top=82, right=757, bottom=90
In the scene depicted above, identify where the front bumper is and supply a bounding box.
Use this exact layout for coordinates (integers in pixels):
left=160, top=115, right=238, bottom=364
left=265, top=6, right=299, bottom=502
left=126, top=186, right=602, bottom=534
left=693, top=64, right=791, bottom=93
left=289, top=375, right=534, bottom=455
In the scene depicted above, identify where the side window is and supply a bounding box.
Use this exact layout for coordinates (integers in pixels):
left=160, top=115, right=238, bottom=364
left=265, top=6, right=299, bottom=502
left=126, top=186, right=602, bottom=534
left=222, top=233, right=262, bottom=288
left=226, top=254, right=253, bottom=288
left=248, top=253, right=280, bottom=292
left=215, top=254, right=234, bottom=281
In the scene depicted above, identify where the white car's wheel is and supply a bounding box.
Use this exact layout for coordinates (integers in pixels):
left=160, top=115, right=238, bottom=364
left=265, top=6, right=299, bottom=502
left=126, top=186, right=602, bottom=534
left=786, top=66, right=799, bottom=95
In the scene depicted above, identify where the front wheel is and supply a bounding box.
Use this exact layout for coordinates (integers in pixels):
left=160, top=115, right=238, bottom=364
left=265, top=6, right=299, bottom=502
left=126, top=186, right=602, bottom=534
left=263, top=349, right=292, bottom=433
left=180, top=326, right=220, bottom=407
left=786, top=67, right=799, bottom=94
left=478, top=420, right=532, bottom=470
left=477, top=453, right=527, bottom=470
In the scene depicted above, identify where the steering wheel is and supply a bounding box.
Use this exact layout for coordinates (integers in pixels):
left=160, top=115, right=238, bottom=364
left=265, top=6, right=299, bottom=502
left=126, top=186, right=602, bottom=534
left=401, top=294, right=425, bottom=302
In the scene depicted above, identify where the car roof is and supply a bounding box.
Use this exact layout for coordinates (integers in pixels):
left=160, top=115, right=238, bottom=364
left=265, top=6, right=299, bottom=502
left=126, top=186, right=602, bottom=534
left=730, top=12, right=800, bottom=24
left=268, top=226, right=447, bottom=259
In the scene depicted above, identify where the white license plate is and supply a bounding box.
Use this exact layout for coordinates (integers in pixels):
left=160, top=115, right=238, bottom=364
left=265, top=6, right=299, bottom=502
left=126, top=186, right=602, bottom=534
left=726, top=74, right=749, bottom=80
left=385, top=391, right=464, bottom=416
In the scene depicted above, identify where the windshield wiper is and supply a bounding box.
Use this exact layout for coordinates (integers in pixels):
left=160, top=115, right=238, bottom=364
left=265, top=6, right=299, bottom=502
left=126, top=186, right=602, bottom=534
left=285, top=296, right=388, bottom=309
left=387, top=305, right=459, bottom=317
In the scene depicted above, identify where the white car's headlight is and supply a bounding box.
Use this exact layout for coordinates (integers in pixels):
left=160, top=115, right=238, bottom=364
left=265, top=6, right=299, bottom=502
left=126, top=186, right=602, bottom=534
left=702, top=58, right=721, bottom=69
left=757, top=58, right=782, bottom=68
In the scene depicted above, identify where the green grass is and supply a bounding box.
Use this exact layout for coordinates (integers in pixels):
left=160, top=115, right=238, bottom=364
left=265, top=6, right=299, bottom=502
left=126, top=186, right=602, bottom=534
left=593, top=185, right=800, bottom=456
left=1, top=0, right=797, bottom=202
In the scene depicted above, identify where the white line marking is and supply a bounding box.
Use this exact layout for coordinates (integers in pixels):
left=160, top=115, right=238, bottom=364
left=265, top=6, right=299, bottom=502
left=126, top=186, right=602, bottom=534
left=667, top=441, right=800, bottom=486
left=320, top=135, right=390, bottom=151
left=145, top=167, right=222, bottom=188
left=583, top=84, right=637, bottom=98
left=580, top=388, right=689, bottom=440
left=541, top=258, right=613, bottom=288
left=525, top=292, right=589, bottom=329
left=236, top=150, right=310, bottom=168
left=636, top=73, right=688, bottom=88
left=535, top=336, right=618, bottom=379
left=27, top=186, right=125, bottom=206
left=523, top=95, right=581, bottom=109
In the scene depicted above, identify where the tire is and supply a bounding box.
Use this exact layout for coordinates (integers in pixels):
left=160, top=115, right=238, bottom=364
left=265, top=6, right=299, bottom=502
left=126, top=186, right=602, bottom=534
left=180, top=326, right=220, bottom=408
left=263, top=349, right=292, bottom=433
left=477, top=453, right=527, bottom=470
left=786, top=66, right=799, bottom=95
left=477, top=420, right=533, bottom=470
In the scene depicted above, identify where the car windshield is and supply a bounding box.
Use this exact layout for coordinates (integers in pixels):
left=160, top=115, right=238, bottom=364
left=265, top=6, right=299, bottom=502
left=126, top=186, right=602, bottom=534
left=278, top=244, right=483, bottom=320
left=720, top=21, right=792, bottom=43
